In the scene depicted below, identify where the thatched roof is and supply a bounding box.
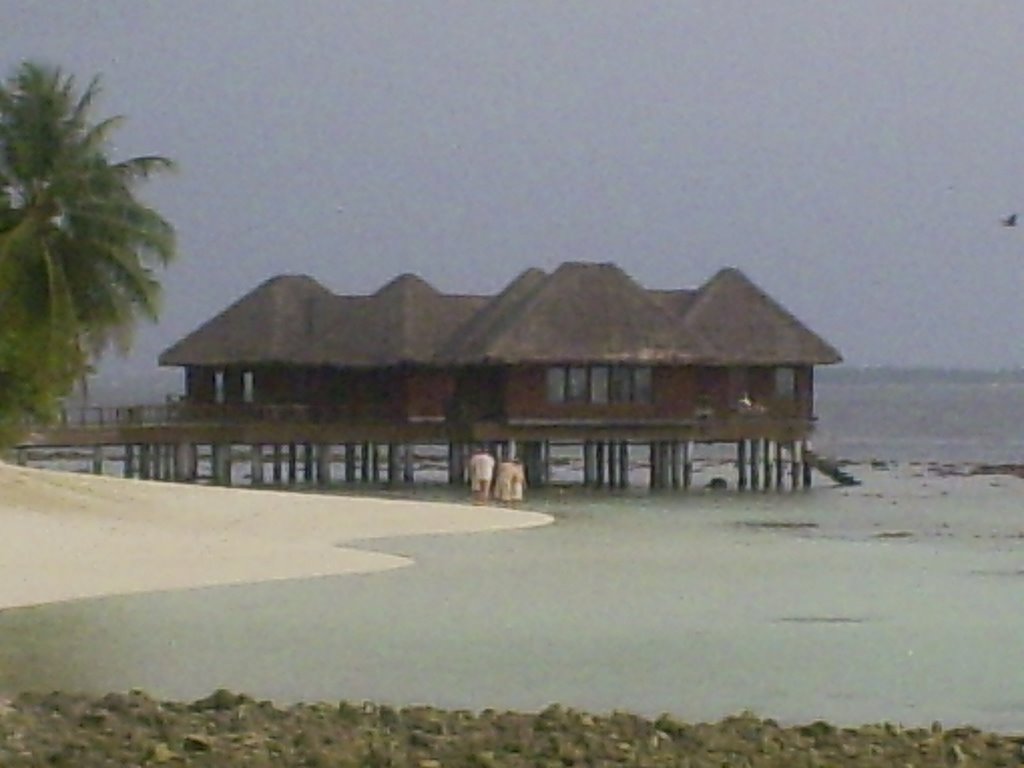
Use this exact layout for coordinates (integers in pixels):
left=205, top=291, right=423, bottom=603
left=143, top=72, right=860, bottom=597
left=160, top=263, right=841, bottom=368
left=158, top=274, right=485, bottom=367
left=676, top=268, right=842, bottom=365
left=440, top=262, right=712, bottom=363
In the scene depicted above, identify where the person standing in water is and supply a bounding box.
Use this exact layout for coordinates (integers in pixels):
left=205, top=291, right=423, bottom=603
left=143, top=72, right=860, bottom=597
left=468, top=446, right=495, bottom=504
left=495, top=457, right=526, bottom=505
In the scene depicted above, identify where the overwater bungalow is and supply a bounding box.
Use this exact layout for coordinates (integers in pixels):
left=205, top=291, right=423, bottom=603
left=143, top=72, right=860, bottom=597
left=145, top=261, right=841, bottom=490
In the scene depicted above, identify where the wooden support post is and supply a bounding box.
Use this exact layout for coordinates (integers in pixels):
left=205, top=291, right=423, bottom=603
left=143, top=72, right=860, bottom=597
left=448, top=442, right=463, bottom=485
left=91, top=446, right=104, bottom=475
left=774, top=441, right=785, bottom=490
left=618, top=441, right=630, bottom=488
left=316, top=444, right=331, bottom=486
left=761, top=438, right=772, bottom=490
left=271, top=444, right=282, bottom=484
left=344, top=443, right=356, bottom=483
left=582, top=441, right=595, bottom=487
left=164, top=445, right=173, bottom=481
left=539, top=440, right=551, bottom=487
left=532, top=442, right=548, bottom=489
left=175, top=443, right=196, bottom=482
left=371, top=443, right=381, bottom=483
left=802, top=440, right=813, bottom=489
left=250, top=444, right=264, bottom=486
left=749, top=438, right=761, bottom=491
left=123, top=444, right=135, bottom=478
left=387, top=443, right=400, bottom=487
left=789, top=441, right=800, bottom=490
left=287, top=442, right=298, bottom=484
left=302, top=442, right=314, bottom=483
left=737, top=440, right=748, bottom=490
left=213, top=443, right=232, bottom=486
left=670, top=442, right=681, bottom=490
left=139, top=444, right=152, bottom=480
left=595, top=441, right=606, bottom=487
left=606, top=441, right=618, bottom=488
left=402, top=444, right=415, bottom=484
left=360, top=442, right=371, bottom=482
left=683, top=440, right=694, bottom=490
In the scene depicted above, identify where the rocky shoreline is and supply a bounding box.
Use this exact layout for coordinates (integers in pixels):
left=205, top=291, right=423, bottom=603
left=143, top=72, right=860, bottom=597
left=2, top=690, right=1023, bottom=766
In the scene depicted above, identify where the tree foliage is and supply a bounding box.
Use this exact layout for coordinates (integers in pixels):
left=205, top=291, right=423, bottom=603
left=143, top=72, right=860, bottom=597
left=0, top=61, right=176, bottom=445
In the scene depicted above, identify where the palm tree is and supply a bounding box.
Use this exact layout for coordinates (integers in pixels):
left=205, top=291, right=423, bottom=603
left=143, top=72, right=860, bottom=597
left=0, top=61, right=176, bottom=435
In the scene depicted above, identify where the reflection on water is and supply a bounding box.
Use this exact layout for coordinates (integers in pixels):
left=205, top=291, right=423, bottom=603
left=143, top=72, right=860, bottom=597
left=3, top=473, right=1024, bottom=732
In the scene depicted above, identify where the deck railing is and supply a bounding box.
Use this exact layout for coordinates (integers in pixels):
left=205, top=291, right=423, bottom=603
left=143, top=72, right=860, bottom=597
left=47, top=399, right=814, bottom=432
left=53, top=402, right=353, bottom=429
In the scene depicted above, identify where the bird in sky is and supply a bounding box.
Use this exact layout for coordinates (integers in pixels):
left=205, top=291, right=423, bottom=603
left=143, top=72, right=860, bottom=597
left=1002, top=213, right=1017, bottom=227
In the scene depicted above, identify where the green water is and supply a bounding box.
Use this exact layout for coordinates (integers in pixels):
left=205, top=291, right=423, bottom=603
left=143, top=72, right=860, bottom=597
left=3, top=469, right=1024, bottom=731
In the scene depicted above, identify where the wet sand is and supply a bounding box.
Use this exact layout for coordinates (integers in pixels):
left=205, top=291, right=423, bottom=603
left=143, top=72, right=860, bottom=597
left=0, top=463, right=552, bottom=611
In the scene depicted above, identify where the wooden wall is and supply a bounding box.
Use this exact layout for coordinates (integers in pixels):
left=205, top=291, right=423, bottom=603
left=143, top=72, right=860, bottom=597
left=179, top=362, right=817, bottom=423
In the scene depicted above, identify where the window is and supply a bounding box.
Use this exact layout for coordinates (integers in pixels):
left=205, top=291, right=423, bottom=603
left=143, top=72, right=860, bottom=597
left=774, top=367, right=796, bottom=400
left=243, top=371, right=254, bottom=403
left=546, top=367, right=567, bottom=403
left=590, top=366, right=609, bottom=404
left=609, top=366, right=632, bottom=403
left=633, top=367, right=652, bottom=404
left=214, top=370, right=225, bottom=404
left=566, top=367, right=587, bottom=402
left=545, top=365, right=654, bottom=405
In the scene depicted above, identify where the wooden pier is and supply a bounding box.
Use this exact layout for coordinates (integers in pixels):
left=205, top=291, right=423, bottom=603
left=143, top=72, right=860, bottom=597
left=14, top=402, right=819, bottom=492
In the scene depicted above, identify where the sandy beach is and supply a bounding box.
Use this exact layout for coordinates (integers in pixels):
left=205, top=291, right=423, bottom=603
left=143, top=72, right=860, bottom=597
left=0, top=462, right=552, bottom=611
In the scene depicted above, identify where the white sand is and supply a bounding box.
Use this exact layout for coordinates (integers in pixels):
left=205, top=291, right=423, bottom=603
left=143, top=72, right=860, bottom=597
left=0, top=463, right=552, bottom=611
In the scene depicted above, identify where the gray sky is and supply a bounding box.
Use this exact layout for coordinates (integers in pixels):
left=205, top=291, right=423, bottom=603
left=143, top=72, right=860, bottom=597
left=8, top=1, right=1024, bottom=374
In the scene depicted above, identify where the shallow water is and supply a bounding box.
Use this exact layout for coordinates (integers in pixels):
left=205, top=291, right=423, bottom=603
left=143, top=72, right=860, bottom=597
left=3, top=467, right=1024, bottom=731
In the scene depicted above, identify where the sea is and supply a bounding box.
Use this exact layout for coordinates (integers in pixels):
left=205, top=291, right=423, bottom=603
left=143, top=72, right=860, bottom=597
left=4, top=366, right=1024, bottom=731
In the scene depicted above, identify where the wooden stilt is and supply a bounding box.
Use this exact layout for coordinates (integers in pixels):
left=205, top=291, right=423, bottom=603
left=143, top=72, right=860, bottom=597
left=402, top=444, right=415, bottom=484
left=371, top=443, right=381, bottom=483
left=162, top=444, right=173, bottom=481
left=737, top=440, right=748, bottom=490
left=91, top=446, right=104, bottom=475
left=317, top=443, right=331, bottom=486
left=387, top=443, right=400, bottom=487
left=583, top=441, right=595, bottom=487
left=750, top=439, right=761, bottom=491
left=139, top=444, right=152, bottom=480
left=344, top=443, right=356, bottom=483
left=774, top=441, right=785, bottom=490
left=594, top=441, right=606, bottom=487
left=287, top=442, right=298, bottom=484
left=789, top=441, right=800, bottom=490
left=175, top=443, right=195, bottom=482
left=683, top=440, right=693, bottom=490
left=213, top=443, right=232, bottom=486
left=801, top=440, right=812, bottom=489
left=448, top=442, right=463, bottom=485
left=606, top=441, right=618, bottom=488
left=250, top=444, right=264, bottom=486
left=618, top=441, right=630, bottom=488
left=360, top=442, right=370, bottom=482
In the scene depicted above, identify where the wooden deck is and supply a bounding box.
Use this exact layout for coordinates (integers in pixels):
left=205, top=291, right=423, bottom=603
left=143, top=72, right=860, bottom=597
left=17, top=403, right=816, bottom=449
